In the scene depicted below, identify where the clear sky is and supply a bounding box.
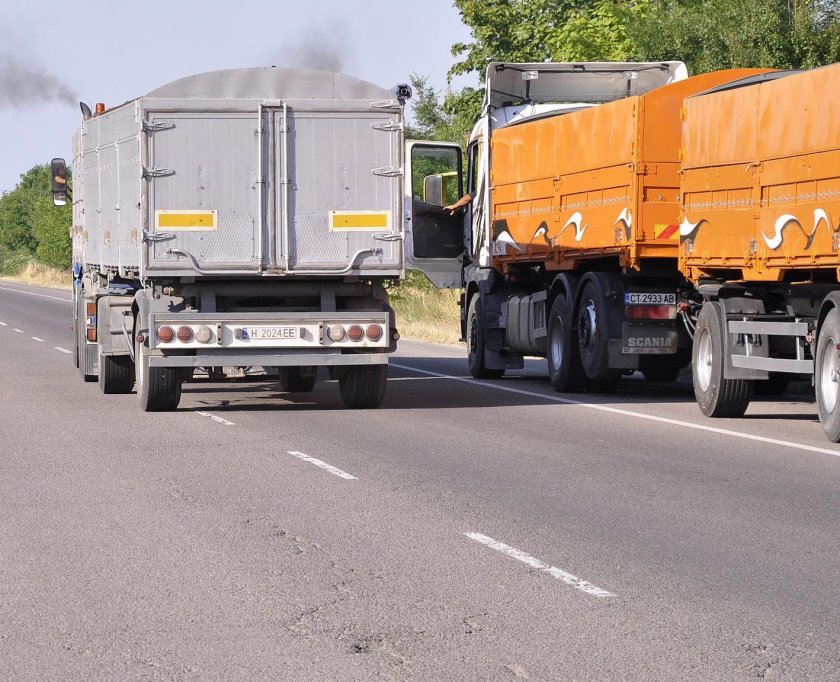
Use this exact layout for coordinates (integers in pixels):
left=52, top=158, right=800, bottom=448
left=0, top=0, right=475, bottom=194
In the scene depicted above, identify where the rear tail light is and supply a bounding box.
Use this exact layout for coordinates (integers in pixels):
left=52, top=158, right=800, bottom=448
left=195, top=326, right=213, bottom=344
left=327, top=325, right=346, bottom=342
left=346, top=325, right=364, bottom=342
left=176, top=326, right=194, bottom=343
left=365, top=324, right=383, bottom=341
left=625, top=305, right=676, bottom=320
left=156, top=325, right=175, bottom=343
left=84, top=301, right=97, bottom=341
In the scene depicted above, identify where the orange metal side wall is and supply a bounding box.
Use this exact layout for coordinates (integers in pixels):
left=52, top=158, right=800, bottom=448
left=680, top=63, right=840, bottom=283
left=489, top=69, right=768, bottom=273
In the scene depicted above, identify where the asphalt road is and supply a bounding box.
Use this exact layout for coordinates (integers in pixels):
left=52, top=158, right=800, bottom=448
left=1, top=281, right=838, bottom=680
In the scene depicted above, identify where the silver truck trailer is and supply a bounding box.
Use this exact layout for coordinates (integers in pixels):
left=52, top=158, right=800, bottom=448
left=54, top=67, right=461, bottom=411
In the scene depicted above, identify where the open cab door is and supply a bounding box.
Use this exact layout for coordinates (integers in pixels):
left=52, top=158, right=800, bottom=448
left=404, top=141, right=465, bottom=288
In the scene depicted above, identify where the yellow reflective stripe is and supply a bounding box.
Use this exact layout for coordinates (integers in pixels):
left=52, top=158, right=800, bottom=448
left=156, top=211, right=217, bottom=229
left=330, top=211, right=390, bottom=230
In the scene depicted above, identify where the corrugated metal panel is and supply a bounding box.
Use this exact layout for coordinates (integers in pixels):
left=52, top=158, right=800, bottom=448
left=147, top=112, right=262, bottom=271
left=275, top=107, right=401, bottom=273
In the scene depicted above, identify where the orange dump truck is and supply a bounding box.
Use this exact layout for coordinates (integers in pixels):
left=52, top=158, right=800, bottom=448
left=679, top=64, right=840, bottom=440
left=406, top=62, right=766, bottom=392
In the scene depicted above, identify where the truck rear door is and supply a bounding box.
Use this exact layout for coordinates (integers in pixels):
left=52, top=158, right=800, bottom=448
left=271, top=102, right=403, bottom=275
left=144, top=110, right=266, bottom=274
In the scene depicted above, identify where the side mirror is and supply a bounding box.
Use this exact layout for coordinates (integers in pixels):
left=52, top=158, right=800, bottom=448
left=51, top=157, right=68, bottom=206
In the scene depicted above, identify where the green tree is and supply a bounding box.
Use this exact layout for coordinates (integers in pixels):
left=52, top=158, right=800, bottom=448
left=629, top=0, right=840, bottom=72
left=449, top=0, right=651, bottom=80
left=412, top=0, right=653, bottom=144
left=33, top=194, right=72, bottom=269
left=407, top=73, right=482, bottom=145
left=412, top=0, right=840, bottom=145
left=0, top=164, right=72, bottom=268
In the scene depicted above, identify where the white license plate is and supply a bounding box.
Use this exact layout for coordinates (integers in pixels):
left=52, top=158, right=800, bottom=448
left=241, top=326, right=298, bottom=340
left=624, top=293, right=676, bottom=305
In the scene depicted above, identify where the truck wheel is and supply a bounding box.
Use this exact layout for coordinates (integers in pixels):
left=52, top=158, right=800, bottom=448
left=339, top=365, right=387, bottom=409
left=577, top=280, right=620, bottom=392
left=467, top=295, right=504, bottom=379
left=547, top=294, right=586, bottom=392
left=135, top=335, right=182, bottom=412
left=692, top=302, right=752, bottom=417
left=815, top=308, right=840, bottom=441
left=99, top=353, right=135, bottom=394
left=280, top=366, right=318, bottom=393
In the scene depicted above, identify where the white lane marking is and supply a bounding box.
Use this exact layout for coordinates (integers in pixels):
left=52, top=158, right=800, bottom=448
left=287, top=451, right=357, bottom=480
left=31, top=337, right=44, bottom=342
left=391, top=363, right=840, bottom=459
left=0, top=285, right=71, bottom=303
left=0, top=321, right=6, bottom=326
left=54, top=347, right=72, bottom=354
left=465, top=532, right=614, bottom=598
left=385, top=376, right=445, bottom=382
left=195, top=411, right=235, bottom=426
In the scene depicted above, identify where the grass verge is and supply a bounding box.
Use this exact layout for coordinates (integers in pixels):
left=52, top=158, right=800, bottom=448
left=389, top=270, right=463, bottom=346
left=0, top=258, right=70, bottom=289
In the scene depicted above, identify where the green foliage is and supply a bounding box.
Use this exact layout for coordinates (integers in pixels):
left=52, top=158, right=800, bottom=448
left=0, top=164, right=72, bottom=269
left=0, top=245, right=31, bottom=275
left=630, top=0, right=840, bottom=72
left=411, top=0, right=840, bottom=147
left=34, top=195, right=72, bottom=268
left=450, top=0, right=651, bottom=77
left=407, top=74, right=482, bottom=148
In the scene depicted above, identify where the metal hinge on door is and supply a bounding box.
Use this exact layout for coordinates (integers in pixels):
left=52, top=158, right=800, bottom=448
left=143, top=121, right=176, bottom=133
left=371, top=121, right=403, bottom=132
left=143, top=166, right=175, bottom=179
left=371, top=166, right=403, bottom=177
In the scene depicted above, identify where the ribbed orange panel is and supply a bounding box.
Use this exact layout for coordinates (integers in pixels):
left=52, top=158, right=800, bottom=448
left=489, top=69, right=769, bottom=271
left=681, top=63, right=840, bottom=283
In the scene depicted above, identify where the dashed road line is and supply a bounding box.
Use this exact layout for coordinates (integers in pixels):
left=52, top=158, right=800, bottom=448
left=54, top=347, right=72, bottom=354
left=465, top=532, right=615, bottom=598
left=0, top=321, right=6, bottom=326
left=195, top=411, right=235, bottom=426
left=12, top=328, right=23, bottom=334
left=391, top=363, right=840, bottom=459
left=31, top=337, right=44, bottom=343
left=287, top=451, right=357, bottom=480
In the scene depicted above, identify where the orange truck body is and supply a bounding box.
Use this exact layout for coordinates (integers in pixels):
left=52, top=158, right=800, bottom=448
left=489, top=69, right=769, bottom=273
left=680, top=63, right=840, bottom=282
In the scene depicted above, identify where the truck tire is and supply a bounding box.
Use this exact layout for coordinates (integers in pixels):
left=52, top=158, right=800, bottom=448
left=692, top=302, right=752, bottom=417
left=99, top=353, right=135, bottom=394
left=338, top=365, right=387, bottom=409
left=467, top=295, right=504, bottom=379
left=547, top=294, right=586, bottom=392
left=577, top=280, right=620, bottom=392
left=135, top=335, right=182, bottom=412
left=815, top=308, right=840, bottom=441
left=279, top=366, right=318, bottom=393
